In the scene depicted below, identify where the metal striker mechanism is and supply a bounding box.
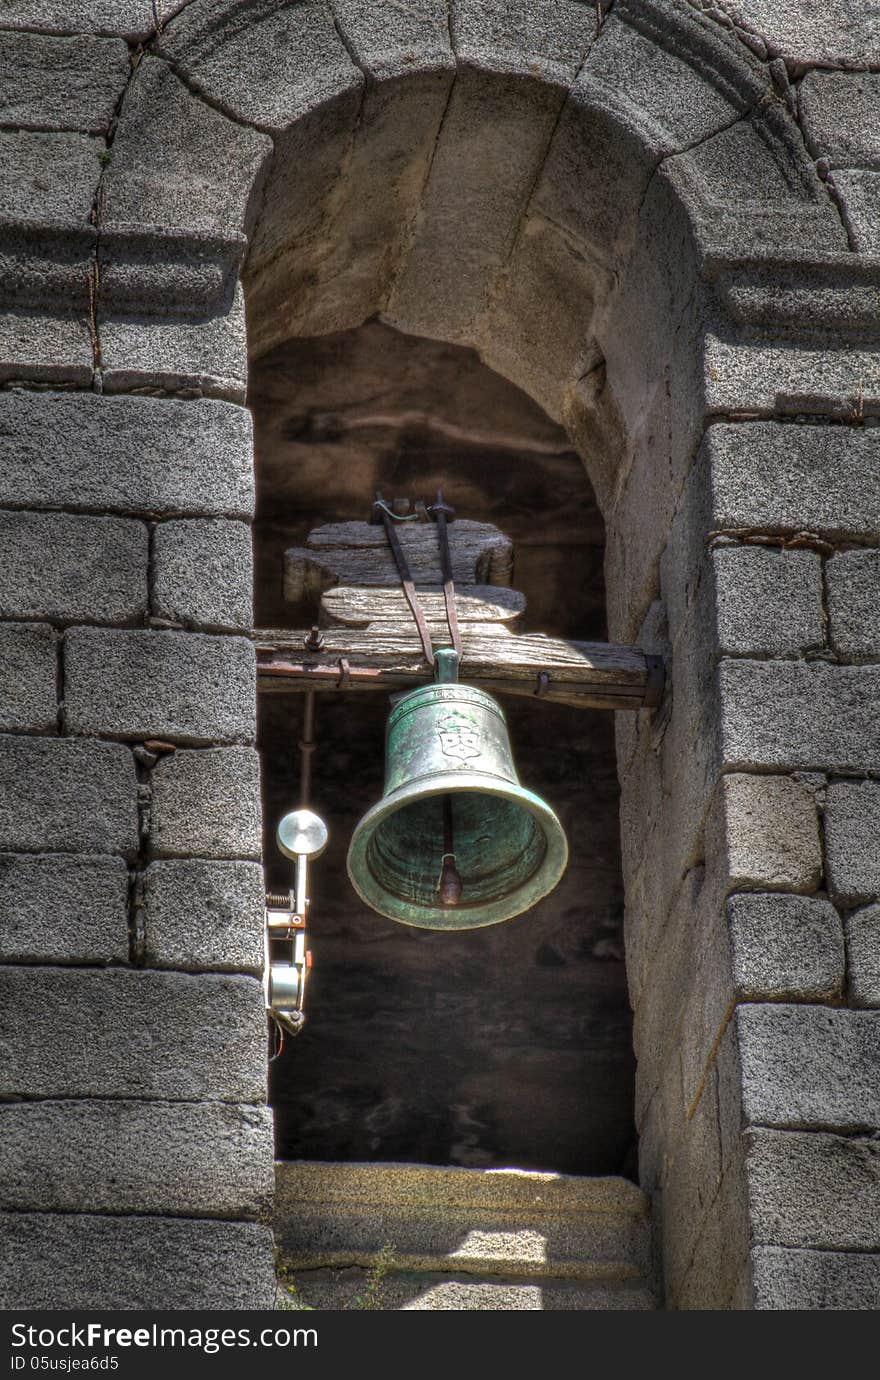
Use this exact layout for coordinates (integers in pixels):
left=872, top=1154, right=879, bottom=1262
left=264, top=689, right=329, bottom=1040
left=346, top=647, right=569, bottom=929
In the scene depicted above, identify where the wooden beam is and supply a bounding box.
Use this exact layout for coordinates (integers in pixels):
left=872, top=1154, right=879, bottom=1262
left=255, top=624, right=664, bottom=712
left=284, top=519, right=514, bottom=604
left=320, top=584, right=525, bottom=629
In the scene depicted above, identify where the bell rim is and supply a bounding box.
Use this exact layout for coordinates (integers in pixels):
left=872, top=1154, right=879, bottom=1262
left=346, top=771, right=569, bottom=930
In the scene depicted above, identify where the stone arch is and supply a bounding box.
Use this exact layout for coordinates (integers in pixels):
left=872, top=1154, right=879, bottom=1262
left=3, top=0, right=879, bottom=1312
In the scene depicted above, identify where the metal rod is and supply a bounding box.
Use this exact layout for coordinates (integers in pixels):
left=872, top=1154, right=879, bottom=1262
left=432, top=488, right=462, bottom=661
left=298, top=689, right=316, bottom=807
left=374, top=491, right=435, bottom=667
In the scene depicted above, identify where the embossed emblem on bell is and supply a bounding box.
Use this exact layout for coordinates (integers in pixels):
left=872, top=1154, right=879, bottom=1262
left=437, top=712, right=481, bottom=761
left=346, top=649, right=569, bottom=929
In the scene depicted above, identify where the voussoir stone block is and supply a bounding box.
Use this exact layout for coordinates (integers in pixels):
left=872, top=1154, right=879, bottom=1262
left=0, top=1100, right=274, bottom=1219
left=160, top=0, right=363, bottom=131
left=0, top=735, right=137, bottom=854
left=143, top=859, right=263, bottom=973
left=0, top=32, right=130, bottom=133
left=712, top=546, right=823, bottom=657
left=705, top=423, right=880, bottom=542
left=0, top=3, right=190, bottom=40
left=64, top=627, right=256, bottom=745
left=330, top=0, right=453, bottom=77
left=719, top=661, right=880, bottom=773
left=799, top=72, right=880, bottom=170
left=0, top=1212, right=276, bottom=1310
left=718, top=1, right=880, bottom=68
left=0, top=511, right=148, bottom=623
left=0, top=853, right=129, bottom=964
left=827, top=550, right=880, bottom=661
left=102, top=57, right=270, bottom=237
left=0, top=965, right=266, bottom=1102
left=824, top=780, right=880, bottom=906
left=727, top=894, right=844, bottom=1002
left=152, top=518, right=253, bottom=631
left=745, top=1128, right=880, bottom=1253
left=708, top=773, right=822, bottom=893
left=0, top=622, right=57, bottom=733
left=736, top=1003, right=880, bottom=1131
left=845, top=905, right=880, bottom=1008
left=452, top=0, right=596, bottom=83
left=0, top=390, right=254, bottom=518
left=149, top=746, right=262, bottom=860
left=751, top=1245, right=880, bottom=1311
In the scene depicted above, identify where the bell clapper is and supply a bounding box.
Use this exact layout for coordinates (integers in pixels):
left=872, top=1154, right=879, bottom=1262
left=438, top=794, right=463, bottom=906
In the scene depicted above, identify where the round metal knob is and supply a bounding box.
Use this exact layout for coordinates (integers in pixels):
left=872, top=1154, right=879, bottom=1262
left=276, top=808, right=329, bottom=861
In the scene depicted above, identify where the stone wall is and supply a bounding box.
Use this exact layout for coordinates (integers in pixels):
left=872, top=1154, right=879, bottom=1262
left=1, top=0, right=879, bottom=1310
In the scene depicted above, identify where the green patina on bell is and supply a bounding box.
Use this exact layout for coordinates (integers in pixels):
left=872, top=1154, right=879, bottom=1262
left=346, top=649, right=569, bottom=929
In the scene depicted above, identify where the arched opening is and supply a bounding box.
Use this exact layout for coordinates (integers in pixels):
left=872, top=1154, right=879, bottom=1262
left=251, top=319, right=636, bottom=1175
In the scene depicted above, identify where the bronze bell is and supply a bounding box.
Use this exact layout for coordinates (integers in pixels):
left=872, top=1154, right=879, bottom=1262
left=346, top=650, right=568, bottom=929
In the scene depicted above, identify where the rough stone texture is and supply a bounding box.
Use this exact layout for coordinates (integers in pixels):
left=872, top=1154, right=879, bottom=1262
left=0, top=853, right=128, bottom=964
left=745, top=1128, right=880, bottom=1252
left=0, top=511, right=147, bottom=623
left=0, top=1212, right=276, bottom=1310
left=99, top=278, right=249, bottom=403
left=704, top=423, right=880, bottom=542
left=799, top=72, right=880, bottom=170
left=160, top=0, right=362, bottom=132
left=703, top=338, right=880, bottom=419
left=832, top=170, right=880, bottom=254
left=0, top=736, right=137, bottom=854
left=152, top=518, right=253, bottom=631
left=0, top=390, right=255, bottom=518
left=387, top=66, right=574, bottom=346
left=283, top=1269, right=654, bottom=1310
left=824, top=780, right=880, bottom=906
left=718, top=1, right=880, bottom=67
left=0, top=129, right=100, bottom=226
left=0, top=307, right=93, bottom=387
left=737, top=1003, right=880, bottom=1131
left=719, top=661, right=880, bottom=773
left=827, top=550, right=880, bottom=661
left=0, top=32, right=130, bottom=133
left=712, top=546, right=823, bottom=657
left=706, top=773, right=823, bottom=894
left=0, top=622, right=57, bottom=733
left=64, top=628, right=256, bottom=746
left=727, top=894, right=844, bottom=1001
left=330, top=0, right=452, bottom=77
left=149, top=747, right=262, bottom=860
left=0, top=1100, right=273, bottom=1219
left=452, top=0, right=598, bottom=83
left=0, top=2, right=190, bottom=40
left=845, top=905, right=880, bottom=1008
left=143, top=859, right=263, bottom=974
left=0, top=966, right=266, bottom=1102
left=751, top=1245, right=880, bottom=1311
left=275, top=1161, right=651, bottom=1279
left=101, top=57, right=271, bottom=238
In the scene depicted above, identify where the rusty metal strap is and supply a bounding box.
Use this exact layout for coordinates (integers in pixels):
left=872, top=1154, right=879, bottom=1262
left=428, top=489, right=462, bottom=661
left=373, top=497, right=435, bottom=667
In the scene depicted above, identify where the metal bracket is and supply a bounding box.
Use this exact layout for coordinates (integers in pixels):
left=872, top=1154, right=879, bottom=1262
left=643, top=654, right=666, bottom=710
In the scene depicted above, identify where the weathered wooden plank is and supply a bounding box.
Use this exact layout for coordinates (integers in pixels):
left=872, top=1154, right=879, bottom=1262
left=320, top=584, right=525, bottom=629
left=284, top=519, right=514, bottom=603
left=254, top=625, right=663, bottom=711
